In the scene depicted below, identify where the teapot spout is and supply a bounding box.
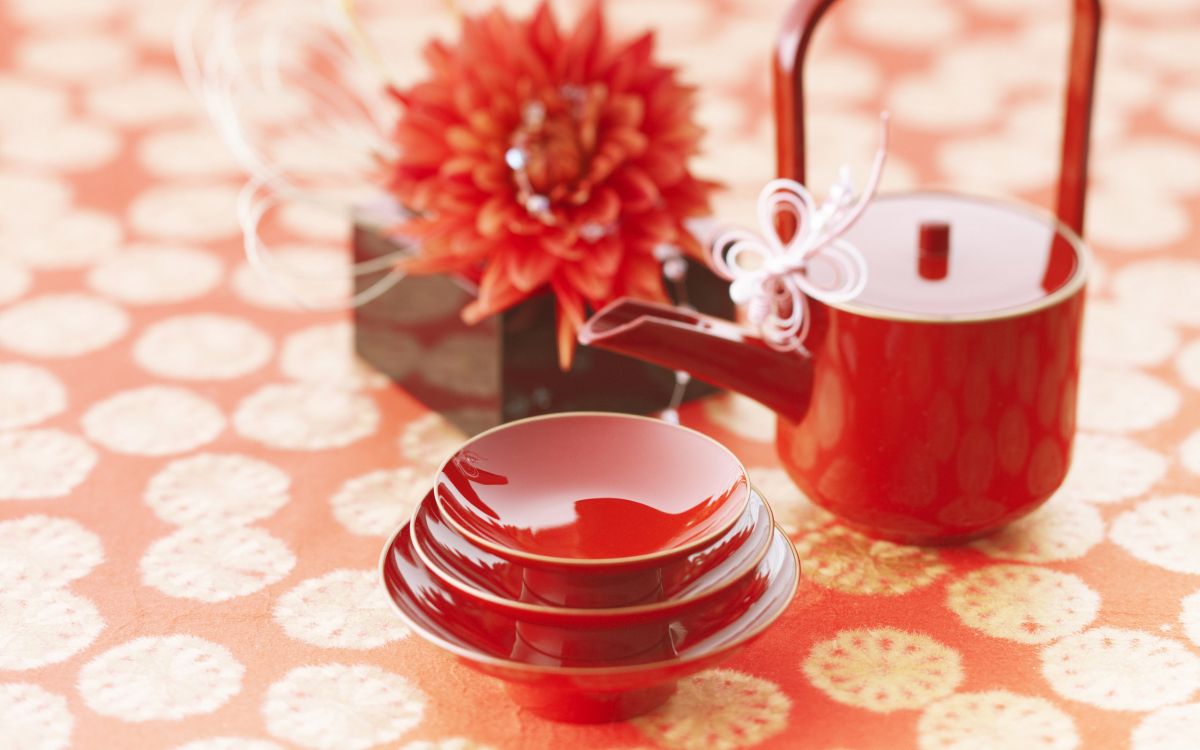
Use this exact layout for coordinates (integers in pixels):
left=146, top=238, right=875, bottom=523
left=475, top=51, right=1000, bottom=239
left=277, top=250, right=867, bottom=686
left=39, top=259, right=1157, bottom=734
left=579, top=298, right=812, bottom=423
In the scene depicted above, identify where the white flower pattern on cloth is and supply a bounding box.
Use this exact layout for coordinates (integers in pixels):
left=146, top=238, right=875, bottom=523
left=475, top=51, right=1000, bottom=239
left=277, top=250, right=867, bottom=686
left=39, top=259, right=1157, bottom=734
left=0, top=515, right=102, bottom=588
left=231, top=246, right=353, bottom=311
left=16, top=32, right=134, bottom=82
left=1182, top=589, right=1200, bottom=649
left=234, top=383, right=379, bottom=451
left=0, top=586, right=104, bottom=670
left=2, top=209, right=122, bottom=269
left=128, top=184, right=241, bottom=242
left=86, top=245, right=223, bottom=305
left=0, top=257, right=31, bottom=305
left=82, top=385, right=225, bottom=456
left=1112, top=259, right=1200, bottom=328
left=140, top=525, right=295, bottom=602
left=85, top=70, right=198, bottom=126
left=397, top=740, right=497, bottom=750
left=398, top=413, right=467, bottom=469
left=143, top=453, right=291, bottom=527
left=0, top=363, right=66, bottom=430
left=330, top=467, right=428, bottom=536
left=1, top=120, right=120, bottom=172
left=0, top=683, right=73, bottom=750
left=803, top=628, right=964, bottom=712
left=78, top=635, right=245, bottom=721
left=1178, top=338, right=1200, bottom=390
left=945, top=565, right=1100, bottom=644
left=746, top=466, right=833, bottom=535
left=280, top=322, right=390, bottom=389
left=0, top=293, right=128, bottom=358
left=262, top=663, right=426, bottom=750
left=0, top=429, right=97, bottom=500
left=170, top=739, right=287, bottom=750
left=971, top=494, right=1104, bottom=562
left=1131, top=703, right=1200, bottom=750
left=273, top=569, right=409, bottom=649
left=1082, top=301, right=1181, bottom=367
left=917, top=690, right=1079, bottom=750
left=1110, top=496, right=1200, bottom=574
left=1076, top=366, right=1180, bottom=434
left=133, top=314, right=274, bottom=381
left=136, top=127, right=242, bottom=178
left=1040, top=628, right=1200, bottom=711
left=1059, top=432, right=1167, bottom=504
left=631, top=669, right=791, bottom=750
left=794, top=526, right=950, bottom=596
left=0, top=173, right=70, bottom=231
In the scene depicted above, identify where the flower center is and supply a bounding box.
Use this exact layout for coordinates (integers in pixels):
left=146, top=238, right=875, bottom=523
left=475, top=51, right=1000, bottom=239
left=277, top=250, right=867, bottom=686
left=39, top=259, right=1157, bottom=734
left=506, top=85, right=603, bottom=224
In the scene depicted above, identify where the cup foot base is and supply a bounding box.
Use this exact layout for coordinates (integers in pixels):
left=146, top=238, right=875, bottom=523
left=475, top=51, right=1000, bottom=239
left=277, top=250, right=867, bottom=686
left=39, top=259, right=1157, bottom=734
left=505, top=681, right=676, bottom=723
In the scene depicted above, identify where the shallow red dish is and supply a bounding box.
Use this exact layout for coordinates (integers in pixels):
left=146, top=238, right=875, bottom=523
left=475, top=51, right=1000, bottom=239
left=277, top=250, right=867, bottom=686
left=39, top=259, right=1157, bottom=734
left=434, top=413, right=750, bottom=568
left=379, top=517, right=799, bottom=723
left=413, top=487, right=774, bottom=616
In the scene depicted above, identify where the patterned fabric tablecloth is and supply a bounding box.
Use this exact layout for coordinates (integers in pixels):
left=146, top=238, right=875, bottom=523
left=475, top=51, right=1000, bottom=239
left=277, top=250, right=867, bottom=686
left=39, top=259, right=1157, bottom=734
left=2, top=1, right=1200, bottom=748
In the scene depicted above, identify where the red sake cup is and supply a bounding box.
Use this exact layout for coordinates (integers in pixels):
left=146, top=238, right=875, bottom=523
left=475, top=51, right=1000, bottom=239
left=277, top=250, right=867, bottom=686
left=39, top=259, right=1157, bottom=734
left=433, top=413, right=751, bottom=604
left=379, top=519, right=799, bottom=723
left=412, top=487, right=774, bottom=613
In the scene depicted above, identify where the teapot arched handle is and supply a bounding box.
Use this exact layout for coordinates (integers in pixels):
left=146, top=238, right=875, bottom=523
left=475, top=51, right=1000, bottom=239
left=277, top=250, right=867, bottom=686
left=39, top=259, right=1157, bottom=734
left=774, top=0, right=1101, bottom=236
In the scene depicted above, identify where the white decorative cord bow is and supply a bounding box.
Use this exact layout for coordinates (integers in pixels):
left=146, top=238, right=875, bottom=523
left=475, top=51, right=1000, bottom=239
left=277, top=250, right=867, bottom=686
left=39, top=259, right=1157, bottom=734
left=711, top=114, right=890, bottom=351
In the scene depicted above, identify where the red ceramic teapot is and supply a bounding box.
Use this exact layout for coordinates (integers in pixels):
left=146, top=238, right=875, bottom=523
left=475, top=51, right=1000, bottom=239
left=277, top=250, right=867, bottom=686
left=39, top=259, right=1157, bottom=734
left=579, top=0, right=1101, bottom=545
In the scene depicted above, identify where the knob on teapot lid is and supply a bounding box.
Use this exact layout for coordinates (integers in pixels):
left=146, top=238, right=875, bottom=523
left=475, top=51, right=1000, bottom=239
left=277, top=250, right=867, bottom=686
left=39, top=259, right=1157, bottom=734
left=828, top=192, right=1089, bottom=321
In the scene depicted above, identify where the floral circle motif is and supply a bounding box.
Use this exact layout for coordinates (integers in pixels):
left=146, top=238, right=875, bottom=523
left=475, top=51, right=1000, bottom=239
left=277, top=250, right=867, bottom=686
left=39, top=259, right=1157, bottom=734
left=0, top=586, right=104, bottom=670
left=972, top=495, right=1104, bottom=562
left=1182, top=590, right=1200, bottom=649
left=85, top=70, right=197, bottom=126
left=171, top=739, right=286, bottom=750
left=128, top=184, right=241, bottom=242
left=0, top=293, right=128, bottom=358
left=1077, top=366, right=1180, bottom=434
left=398, top=740, right=497, bottom=750
left=702, top=394, right=776, bottom=442
left=137, top=127, right=241, bottom=178
left=86, top=245, right=223, bottom=305
left=1, top=120, right=119, bottom=172
left=232, top=246, right=352, bottom=311
left=1060, top=433, right=1167, bottom=504
left=262, top=663, right=426, bottom=750
left=1178, top=339, right=1200, bottom=390
left=747, top=466, right=833, bottom=535
left=17, top=32, right=133, bottom=82
left=82, top=386, right=225, bottom=456
left=1132, top=703, right=1200, bottom=750
left=398, top=413, right=467, bottom=469
left=632, top=669, right=791, bottom=750
left=134, top=314, right=274, bottom=381
left=946, top=565, right=1100, bottom=644
left=848, top=0, right=963, bottom=50
left=2, top=210, right=122, bottom=269
left=280, top=323, right=391, bottom=389
left=144, top=453, right=291, bottom=527
left=1110, top=496, right=1200, bottom=574
left=1084, top=186, right=1190, bottom=252
left=1041, top=628, right=1200, bottom=711
left=234, top=383, right=379, bottom=451
left=330, top=467, right=428, bottom=537
left=0, top=429, right=97, bottom=500
left=1113, top=260, right=1200, bottom=328
left=273, top=569, right=409, bottom=649
left=0, top=363, right=66, bottom=430
left=140, top=525, right=296, bottom=602
left=0, top=683, right=73, bottom=750
left=0, top=515, right=103, bottom=588
left=1183, top=431, right=1200, bottom=477
left=793, top=526, right=950, bottom=596
left=0, top=258, right=31, bottom=305
left=803, top=628, right=964, bottom=712
left=917, top=690, right=1079, bottom=750
left=78, top=635, right=244, bottom=721
left=1083, top=301, right=1181, bottom=367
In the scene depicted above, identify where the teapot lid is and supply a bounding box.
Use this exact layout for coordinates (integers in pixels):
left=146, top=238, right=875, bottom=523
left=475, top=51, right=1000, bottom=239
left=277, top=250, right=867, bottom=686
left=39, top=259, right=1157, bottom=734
left=826, top=191, right=1089, bottom=321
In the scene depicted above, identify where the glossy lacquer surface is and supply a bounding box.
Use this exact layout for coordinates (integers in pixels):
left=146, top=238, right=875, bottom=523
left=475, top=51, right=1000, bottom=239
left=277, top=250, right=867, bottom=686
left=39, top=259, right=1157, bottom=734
left=413, top=489, right=774, bottom=619
left=380, top=520, right=798, bottom=721
left=436, top=413, right=749, bottom=562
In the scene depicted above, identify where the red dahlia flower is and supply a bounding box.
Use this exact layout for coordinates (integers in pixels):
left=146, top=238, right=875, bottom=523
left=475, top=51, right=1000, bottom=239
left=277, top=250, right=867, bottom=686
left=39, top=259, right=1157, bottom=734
left=387, top=1, right=718, bottom=369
